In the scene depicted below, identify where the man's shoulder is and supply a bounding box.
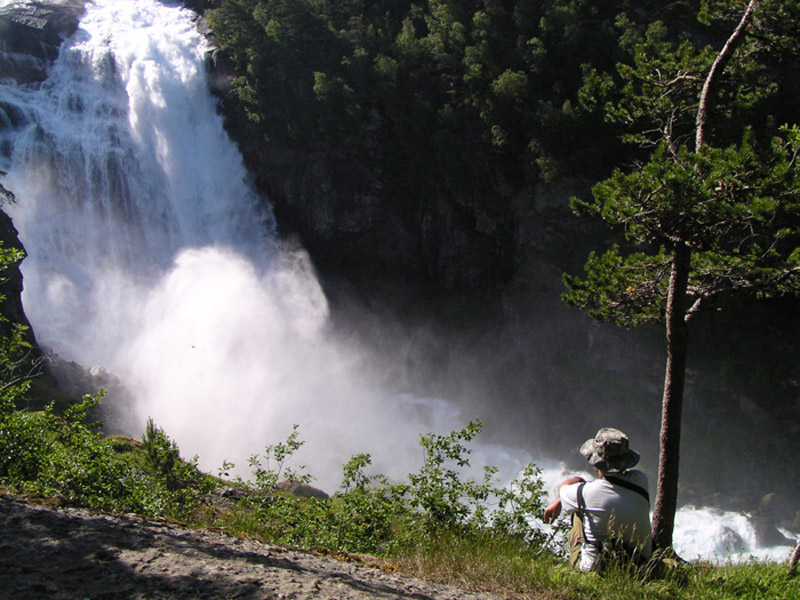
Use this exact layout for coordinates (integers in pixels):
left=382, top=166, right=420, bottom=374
left=619, top=469, right=649, bottom=486
left=604, top=469, right=650, bottom=496
left=587, top=469, right=649, bottom=492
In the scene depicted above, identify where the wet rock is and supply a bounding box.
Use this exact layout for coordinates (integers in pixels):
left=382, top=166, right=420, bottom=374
left=718, top=527, right=745, bottom=553
left=204, top=485, right=252, bottom=510
left=758, top=492, right=799, bottom=532
left=0, top=0, right=87, bottom=83
left=749, top=514, right=795, bottom=547
left=277, top=480, right=330, bottom=500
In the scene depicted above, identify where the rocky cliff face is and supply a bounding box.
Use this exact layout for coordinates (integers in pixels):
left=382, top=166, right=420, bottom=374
left=0, top=0, right=85, bottom=84
left=0, top=0, right=87, bottom=329
left=203, top=28, right=598, bottom=301
left=218, top=115, right=523, bottom=296
left=0, top=209, right=27, bottom=331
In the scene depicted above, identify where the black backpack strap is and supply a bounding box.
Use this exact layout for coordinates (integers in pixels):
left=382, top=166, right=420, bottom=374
left=577, top=481, right=587, bottom=513
left=604, top=475, right=650, bottom=504
left=576, top=482, right=590, bottom=547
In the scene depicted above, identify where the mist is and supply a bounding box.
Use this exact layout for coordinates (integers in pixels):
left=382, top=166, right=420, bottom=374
left=120, top=244, right=523, bottom=490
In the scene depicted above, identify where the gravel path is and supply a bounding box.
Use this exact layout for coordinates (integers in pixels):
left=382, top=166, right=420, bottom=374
left=0, top=492, right=501, bottom=600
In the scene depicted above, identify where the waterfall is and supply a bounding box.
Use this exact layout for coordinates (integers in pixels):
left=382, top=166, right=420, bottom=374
left=0, top=0, right=473, bottom=489
left=0, top=0, right=795, bottom=564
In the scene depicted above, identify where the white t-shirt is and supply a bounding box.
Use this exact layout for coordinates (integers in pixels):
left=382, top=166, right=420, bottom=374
left=560, top=470, right=652, bottom=571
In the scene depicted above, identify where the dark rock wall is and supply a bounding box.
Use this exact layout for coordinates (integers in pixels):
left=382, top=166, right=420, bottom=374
left=0, top=0, right=85, bottom=84
left=0, top=209, right=28, bottom=332
left=217, top=105, right=519, bottom=296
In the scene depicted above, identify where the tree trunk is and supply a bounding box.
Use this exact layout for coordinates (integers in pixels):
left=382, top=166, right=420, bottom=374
left=651, top=243, right=691, bottom=549
left=789, top=540, right=800, bottom=574
left=651, top=0, right=757, bottom=551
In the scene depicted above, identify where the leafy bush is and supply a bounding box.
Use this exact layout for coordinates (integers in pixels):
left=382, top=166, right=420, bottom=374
left=0, top=390, right=213, bottom=518
left=218, top=421, right=546, bottom=557
left=1, top=393, right=146, bottom=511
left=246, top=423, right=312, bottom=491
left=407, top=420, right=490, bottom=529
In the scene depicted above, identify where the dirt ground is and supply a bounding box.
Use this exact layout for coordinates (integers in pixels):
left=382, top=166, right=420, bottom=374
left=0, top=492, right=500, bottom=600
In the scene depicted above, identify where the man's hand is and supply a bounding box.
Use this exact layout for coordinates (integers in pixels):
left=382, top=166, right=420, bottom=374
left=543, top=498, right=561, bottom=524
left=543, top=476, right=586, bottom=524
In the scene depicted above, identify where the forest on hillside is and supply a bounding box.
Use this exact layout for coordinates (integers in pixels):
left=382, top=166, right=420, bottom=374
left=206, top=0, right=639, bottom=186
left=199, top=0, right=800, bottom=292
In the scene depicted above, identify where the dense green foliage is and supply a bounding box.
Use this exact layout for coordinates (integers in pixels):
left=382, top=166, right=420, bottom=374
left=213, top=420, right=547, bottom=554
left=205, top=0, right=665, bottom=226
left=0, top=394, right=215, bottom=517
left=565, top=127, right=800, bottom=326
left=201, top=0, right=800, bottom=292
left=2, top=383, right=550, bottom=553
left=205, top=0, right=798, bottom=193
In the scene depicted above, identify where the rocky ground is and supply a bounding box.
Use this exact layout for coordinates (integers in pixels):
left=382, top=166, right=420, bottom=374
left=0, top=492, right=501, bottom=600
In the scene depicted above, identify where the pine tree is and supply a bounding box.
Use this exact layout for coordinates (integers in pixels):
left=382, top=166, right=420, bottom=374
left=564, top=0, right=800, bottom=549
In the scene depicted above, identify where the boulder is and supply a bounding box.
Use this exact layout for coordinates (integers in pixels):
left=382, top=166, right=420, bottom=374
left=749, top=513, right=795, bottom=547
left=0, top=0, right=86, bottom=83
left=718, top=526, right=745, bottom=553
left=277, top=480, right=330, bottom=500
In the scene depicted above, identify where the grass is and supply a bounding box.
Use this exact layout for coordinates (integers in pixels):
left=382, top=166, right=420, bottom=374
left=1, top=396, right=798, bottom=600
left=392, top=537, right=799, bottom=600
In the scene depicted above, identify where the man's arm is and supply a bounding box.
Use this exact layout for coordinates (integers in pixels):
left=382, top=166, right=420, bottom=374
left=543, top=476, right=585, bottom=524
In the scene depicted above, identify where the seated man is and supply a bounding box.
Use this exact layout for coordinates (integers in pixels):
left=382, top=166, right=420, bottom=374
left=543, top=427, right=652, bottom=572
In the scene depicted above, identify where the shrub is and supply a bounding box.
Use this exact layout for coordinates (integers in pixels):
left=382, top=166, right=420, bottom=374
left=219, top=421, right=548, bottom=557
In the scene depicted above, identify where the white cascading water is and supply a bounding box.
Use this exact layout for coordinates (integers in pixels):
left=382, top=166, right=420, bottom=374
left=1, top=0, right=416, bottom=485
left=0, top=0, right=794, bottom=564
left=0, top=0, right=517, bottom=496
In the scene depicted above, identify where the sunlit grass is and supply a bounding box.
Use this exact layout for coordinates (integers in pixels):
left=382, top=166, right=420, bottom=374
left=395, top=544, right=799, bottom=600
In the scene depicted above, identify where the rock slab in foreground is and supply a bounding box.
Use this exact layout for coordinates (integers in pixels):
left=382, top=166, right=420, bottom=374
left=0, top=493, right=500, bottom=600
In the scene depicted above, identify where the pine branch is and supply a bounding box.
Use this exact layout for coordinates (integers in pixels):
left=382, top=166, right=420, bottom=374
left=695, top=0, right=758, bottom=151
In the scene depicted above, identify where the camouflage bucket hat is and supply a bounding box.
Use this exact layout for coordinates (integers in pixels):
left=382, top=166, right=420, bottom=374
left=580, top=427, right=640, bottom=472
